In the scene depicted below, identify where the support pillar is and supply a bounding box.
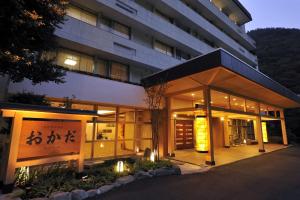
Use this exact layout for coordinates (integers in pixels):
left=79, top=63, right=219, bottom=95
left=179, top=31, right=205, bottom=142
left=280, top=110, right=288, bottom=145
left=254, top=116, right=265, bottom=152
left=204, top=87, right=215, bottom=165
left=223, top=117, right=230, bottom=148
left=167, top=97, right=175, bottom=156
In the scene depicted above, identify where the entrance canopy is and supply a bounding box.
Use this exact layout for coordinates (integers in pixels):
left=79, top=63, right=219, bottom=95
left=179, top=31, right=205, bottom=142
left=142, top=49, right=300, bottom=108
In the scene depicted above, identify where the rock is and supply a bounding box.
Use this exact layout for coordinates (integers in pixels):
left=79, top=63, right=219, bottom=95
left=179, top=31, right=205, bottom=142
left=134, top=171, right=153, bottom=180
left=112, top=181, right=122, bottom=188
left=71, top=189, right=88, bottom=200
left=49, top=192, right=71, bottom=200
left=150, top=167, right=175, bottom=177
left=86, top=189, right=100, bottom=198
left=31, top=198, right=48, bottom=200
left=116, top=175, right=135, bottom=185
left=172, top=165, right=182, bottom=175
left=98, top=185, right=114, bottom=194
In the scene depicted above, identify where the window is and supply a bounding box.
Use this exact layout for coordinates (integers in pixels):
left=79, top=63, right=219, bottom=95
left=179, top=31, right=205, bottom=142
left=230, top=95, right=245, bottom=111
left=110, top=62, right=129, bottom=81
left=100, top=16, right=131, bottom=39
left=66, top=5, right=97, bottom=26
left=211, top=90, right=230, bottom=109
left=176, top=49, right=191, bottom=61
left=154, top=40, right=173, bottom=57
left=154, top=9, right=173, bottom=23
left=56, top=49, right=94, bottom=73
left=94, top=59, right=107, bottom=76
left=113, top=22, right=131, bottom=39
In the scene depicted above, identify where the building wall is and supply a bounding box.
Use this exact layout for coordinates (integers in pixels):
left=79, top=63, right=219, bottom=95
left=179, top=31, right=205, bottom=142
left=8, top=71, right=147, bottom=108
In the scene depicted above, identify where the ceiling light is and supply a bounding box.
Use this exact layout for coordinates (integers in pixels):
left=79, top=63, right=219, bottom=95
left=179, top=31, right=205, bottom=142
left=191, top=93, right=195, bottom=96
left=97, top=110, right=115, bottom=115
left=224, top=96, right=228, bottom=99
left=233, top=98, right=237, bottom=101
left=64, top=58, right=77, bottom=66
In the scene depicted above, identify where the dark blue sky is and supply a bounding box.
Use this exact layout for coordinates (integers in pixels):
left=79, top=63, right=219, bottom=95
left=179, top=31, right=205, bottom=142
left=240, top=0, right=300, bottom=31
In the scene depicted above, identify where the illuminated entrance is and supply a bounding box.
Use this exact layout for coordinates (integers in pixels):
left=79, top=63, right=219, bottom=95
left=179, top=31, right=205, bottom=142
left=142, top=49, right=300, bottom=165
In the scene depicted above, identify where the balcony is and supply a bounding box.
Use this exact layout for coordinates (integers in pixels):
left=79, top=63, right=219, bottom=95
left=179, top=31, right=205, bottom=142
left=55, top=16, right=181, bottom=70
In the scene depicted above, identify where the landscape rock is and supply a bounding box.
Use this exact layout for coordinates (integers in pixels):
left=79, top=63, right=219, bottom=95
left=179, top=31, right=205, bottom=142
left=116, top=175, right=135, bottom=185
left=134, top=171, right=153, bottom=180
left=98, top=185, right=114, bottom=194
left=172, top=165, right=182, bottom=175
left=86, top=189, right=100, bottom=198
left=150, top=167, right=176, bottom=177
left=71, top=189, right=88, bottom=200
left=112, top=181, right=122, bottom=188
left=49, top=192, right=71, bottom=200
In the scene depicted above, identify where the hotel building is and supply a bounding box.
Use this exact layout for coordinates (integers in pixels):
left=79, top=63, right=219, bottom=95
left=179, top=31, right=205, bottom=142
left=1, top=0, right=300, bottom=165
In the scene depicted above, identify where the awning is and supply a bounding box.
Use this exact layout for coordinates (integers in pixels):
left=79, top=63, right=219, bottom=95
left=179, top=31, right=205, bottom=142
left=142, top=49, right=300, bottom=108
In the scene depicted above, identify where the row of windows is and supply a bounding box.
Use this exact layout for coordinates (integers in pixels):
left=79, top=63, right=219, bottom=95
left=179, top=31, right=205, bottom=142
left=171, top=89, right=281, bottom=117
left=56, top=49, right=129, bottom=82
left=66, top=4, right=191, bottom=61
left=50, top=101, right=152, bottom=159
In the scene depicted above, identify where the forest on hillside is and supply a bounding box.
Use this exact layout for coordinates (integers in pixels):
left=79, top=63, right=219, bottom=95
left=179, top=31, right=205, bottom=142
left=249, top=28, right=300, bottom=139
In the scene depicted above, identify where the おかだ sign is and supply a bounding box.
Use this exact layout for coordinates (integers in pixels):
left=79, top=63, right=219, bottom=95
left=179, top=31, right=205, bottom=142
left=18, top=120, right=82, bottom=160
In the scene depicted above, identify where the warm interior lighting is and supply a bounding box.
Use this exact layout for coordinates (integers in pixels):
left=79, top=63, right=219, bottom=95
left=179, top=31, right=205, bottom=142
left=247, top=119, right=251, bottom=122
left=233, top=98, right=237, bottom=101
left=173, top=113, right=177, bottom=118
left=135, top=147, right=139, bottom=153
left=243, top=139, right=247, bottom=144
left=64, top=58, right=77, bottom=66
left=191, top=93, right=195, bottom=96
left=100, top=143, right=104, bottom=148
left=97, top=110, right=115, bottom=115
left=224, top=96, right=228, bottom=99
left=194, top=117, right=208, bottom=152
left=262, top=122, right=268, bottom=143
left=116, top=161, right=124, bottom=173
left=220, top=117, right=224, bottom=121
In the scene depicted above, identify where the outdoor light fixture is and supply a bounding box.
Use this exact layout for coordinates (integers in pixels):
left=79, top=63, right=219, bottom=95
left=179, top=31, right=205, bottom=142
left=150, top=151, right=156, bottom=162
left=97, top=110, right=115, bottom=115
left=224, top=96, right=228, bottom=99
left=64, top=58, right=77, bottom=66
left=173, top=113, right=177, bottom=118
left=262, top=122, right=269, bottom=143
left=100, top=143, right=104, bottom=148
left=194, top=116, right=208, bottom=152
left=220, top=117, right=225, bottom=121
left=116, top=161, right=124, bottom=173
left=243, top=139, right=247, bottom=144
left=135, top=147, right=139, bottom=153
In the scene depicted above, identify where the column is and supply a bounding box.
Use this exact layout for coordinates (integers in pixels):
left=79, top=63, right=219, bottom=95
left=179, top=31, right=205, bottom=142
left=167, top=97, right=175, bottom=156
left=280, top=110, right=288, bottom=145
left=204, top=87, right=215, bottom=165
left=254, top=116, right=265, bottom=152
left=223, top=117, right=230, bottom=148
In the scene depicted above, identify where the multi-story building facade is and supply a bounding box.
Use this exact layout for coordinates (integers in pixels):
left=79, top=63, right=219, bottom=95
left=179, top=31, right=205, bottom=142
left=2, top=0, right=300, bottom=165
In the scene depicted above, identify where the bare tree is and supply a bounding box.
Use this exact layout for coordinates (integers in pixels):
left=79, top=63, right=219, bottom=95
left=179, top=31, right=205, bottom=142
left=143, top=78, right=168, bottom=160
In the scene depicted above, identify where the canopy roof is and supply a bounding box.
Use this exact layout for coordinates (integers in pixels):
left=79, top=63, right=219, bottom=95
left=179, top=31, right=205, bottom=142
left=142, top=49, right=300, bottom=108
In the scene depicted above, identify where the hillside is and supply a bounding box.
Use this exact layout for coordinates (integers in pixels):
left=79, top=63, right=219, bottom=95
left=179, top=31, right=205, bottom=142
left=249, top=28, right=300, bottom=138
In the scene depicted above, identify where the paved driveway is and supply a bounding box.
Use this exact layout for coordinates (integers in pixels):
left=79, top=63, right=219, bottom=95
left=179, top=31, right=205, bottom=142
left=93, top=146, right=300, bottom=200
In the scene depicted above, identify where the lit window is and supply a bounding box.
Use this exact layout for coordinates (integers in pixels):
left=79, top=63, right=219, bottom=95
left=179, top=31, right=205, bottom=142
left=154, top=40, right=173, bottom=57
left=66, top=5, right=97, bottom=26
left=56, top=49, right=94, bottom=73
left=110, top=62, right=129, bottom=81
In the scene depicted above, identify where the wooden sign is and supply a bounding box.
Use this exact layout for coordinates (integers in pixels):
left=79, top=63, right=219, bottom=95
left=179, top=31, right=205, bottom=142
left=17, top=120, right=82, bottom=160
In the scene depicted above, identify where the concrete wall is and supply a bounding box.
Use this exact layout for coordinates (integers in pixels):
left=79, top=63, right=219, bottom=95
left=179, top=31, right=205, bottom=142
left=8, top=71, right=147, bottom=108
